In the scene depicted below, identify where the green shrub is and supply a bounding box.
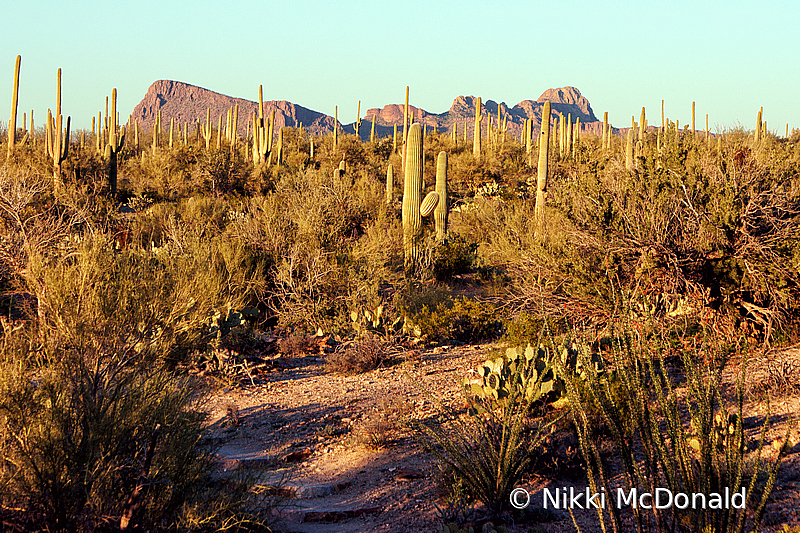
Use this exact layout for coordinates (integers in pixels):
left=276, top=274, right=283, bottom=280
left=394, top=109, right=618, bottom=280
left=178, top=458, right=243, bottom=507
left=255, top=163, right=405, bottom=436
left=432, top=236, right=478, bottom=280
left=404, top=294, right=502, bottom=344
left=0, top=233, right=273, bottom=531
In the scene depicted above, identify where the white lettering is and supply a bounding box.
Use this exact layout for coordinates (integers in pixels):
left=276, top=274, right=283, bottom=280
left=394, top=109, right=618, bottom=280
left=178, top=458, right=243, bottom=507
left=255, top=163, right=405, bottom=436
left=674, top=492, right=689, bottom=509
left=655, top=488, right=672, bottom=509
left=731, top=488, right=746, bottom=509
left=543, top=488, right=559, bottom=509
left=617, top=488, right=636, bottom=508
left=692, top=492, right=706, bottom=509
left=639, top=492, right=652, bottom=509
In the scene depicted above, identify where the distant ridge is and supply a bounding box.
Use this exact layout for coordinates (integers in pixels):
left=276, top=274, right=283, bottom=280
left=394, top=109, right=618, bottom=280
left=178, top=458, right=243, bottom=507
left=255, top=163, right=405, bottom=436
left=129, top=81, right=611, bottom=140
left=130, top=80, right=336, bottom=136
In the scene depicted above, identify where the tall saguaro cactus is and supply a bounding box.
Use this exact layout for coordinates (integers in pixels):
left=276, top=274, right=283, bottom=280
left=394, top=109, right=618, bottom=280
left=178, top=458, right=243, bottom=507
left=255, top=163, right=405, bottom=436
left=47, top=69, right=70, bottom=186
left=402, top=86, right=409, bottom=173
left=435, top=151, right=448, bottom=241
left=755, top=107, right=763, bottom=144
left=333, top=106, right=338, bottom=151
left=625, top=129, right=634, bottom=170
left=7, top=55, right=20, bottom=158
left=105, top=88, right=125, bottom=198
left=403, top=123, right=424, bottom=269
left=534, top=101, right=550, bottom=230
left=473, top=97, right=482, bottom=160
left=354, top=101, right=362, bottom=138
left=386, top=163, right=394, bottom=204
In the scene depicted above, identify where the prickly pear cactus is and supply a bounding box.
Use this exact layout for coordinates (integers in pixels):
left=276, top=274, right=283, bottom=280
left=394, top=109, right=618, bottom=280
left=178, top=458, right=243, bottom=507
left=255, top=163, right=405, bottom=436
left=464, top=341, right=604, bottom=409
left=208, top=305, right=258, bottom=347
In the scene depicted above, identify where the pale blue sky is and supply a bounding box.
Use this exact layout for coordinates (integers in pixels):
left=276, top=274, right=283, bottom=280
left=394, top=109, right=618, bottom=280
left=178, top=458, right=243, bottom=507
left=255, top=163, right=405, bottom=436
left=3, top=0, right=797, bottom=133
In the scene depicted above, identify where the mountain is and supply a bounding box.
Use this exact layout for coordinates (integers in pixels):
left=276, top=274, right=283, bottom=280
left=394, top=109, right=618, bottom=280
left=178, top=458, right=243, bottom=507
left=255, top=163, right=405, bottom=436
left=128, top=81, right=610, bottom=141
left=129, top=80, right=336, bottom=137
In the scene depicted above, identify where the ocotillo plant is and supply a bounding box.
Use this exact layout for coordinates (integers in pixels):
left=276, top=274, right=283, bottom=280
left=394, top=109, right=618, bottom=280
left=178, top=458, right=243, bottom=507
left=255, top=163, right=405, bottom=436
left=7, top=55, right=20, bottom=158
left=535, top=101, right=550, bottom=231
left=403, top=123, right=424, bottom=269
left=473, top=96, right=482, bottom=160
left=435, top=151, right=448, bottom=241
left=105, top=88, right=125, bottom=198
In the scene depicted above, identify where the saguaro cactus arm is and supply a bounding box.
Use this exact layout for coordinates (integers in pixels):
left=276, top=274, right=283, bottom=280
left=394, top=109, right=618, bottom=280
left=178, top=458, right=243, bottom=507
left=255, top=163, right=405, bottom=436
left=435, top=150, right=448, bottom=241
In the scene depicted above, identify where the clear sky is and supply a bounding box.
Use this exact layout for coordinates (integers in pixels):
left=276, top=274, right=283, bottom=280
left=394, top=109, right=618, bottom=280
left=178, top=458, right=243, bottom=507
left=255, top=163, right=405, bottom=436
left=3, top=0, right=798, bottom=134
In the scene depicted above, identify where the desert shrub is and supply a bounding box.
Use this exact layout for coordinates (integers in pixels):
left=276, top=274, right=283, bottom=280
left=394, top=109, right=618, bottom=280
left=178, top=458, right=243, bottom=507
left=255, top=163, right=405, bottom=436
left=408, top=296, right=502, bottom=344
left=325, top=332, right=392, bottom=375
left=277, top=332, right=317, bottom=356
left=194, top=145, right=249, bottom=194
left=432, top=236, right=478, bottom=280
left=0, top=230, right=272, bottom=530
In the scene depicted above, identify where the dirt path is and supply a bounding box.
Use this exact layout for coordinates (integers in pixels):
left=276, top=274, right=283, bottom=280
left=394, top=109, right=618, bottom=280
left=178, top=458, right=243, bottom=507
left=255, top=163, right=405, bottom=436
left=203, top=344, right=800, bottom=533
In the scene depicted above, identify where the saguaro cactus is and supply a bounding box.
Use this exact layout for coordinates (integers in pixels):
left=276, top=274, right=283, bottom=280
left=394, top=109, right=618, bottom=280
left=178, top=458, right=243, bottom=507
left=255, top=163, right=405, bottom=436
left=435, top=151, right=448, bottom=241
left=639, top=107, right=646, bottom=141
left=354, top=101, right=362, bottom=138
left=105, top=88, right=125, bottom=198
left=402, top=86, right=409, bottom=172
left=473, top=97, right=482, bottom=160
left=403, top=123, right=424, bottom=269
left=535, top=101, right=550, bottom=230
left=47, top=69, right=71, bottom=185
left=386, top=163, right=394, bottom=204
left=334, top=105, right=338, bottom=151
left=625, top=129, right=634, bottom=170
left=7, top=55, right=20, bottom=158
left=755, top=107, right=763, bottom=144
